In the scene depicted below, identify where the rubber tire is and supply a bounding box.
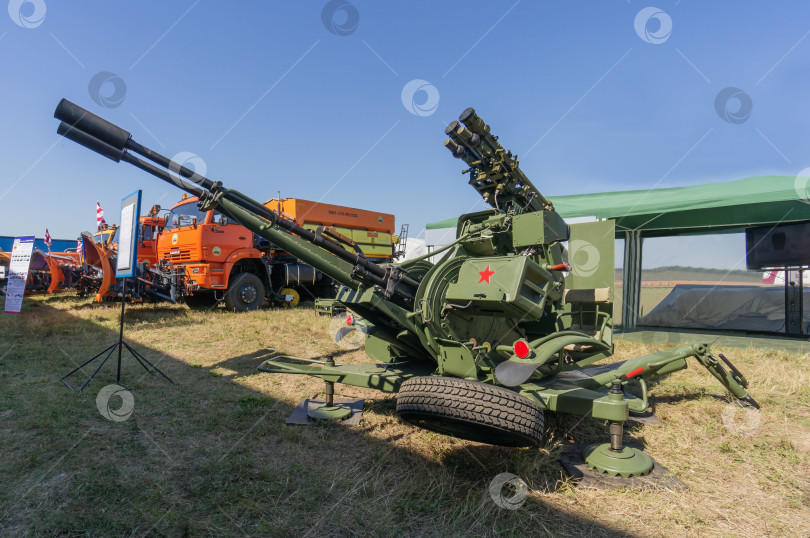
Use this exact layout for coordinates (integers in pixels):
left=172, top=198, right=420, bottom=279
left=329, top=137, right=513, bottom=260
left=224, top=273, right=265, bottom=312
left=396, top=376, right=545, bottom=447
left=184, top=292, right=218, bottom=309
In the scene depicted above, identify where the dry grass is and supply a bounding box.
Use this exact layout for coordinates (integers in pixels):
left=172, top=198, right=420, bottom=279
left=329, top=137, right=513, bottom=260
left=0, top=295, right=808, bottom=536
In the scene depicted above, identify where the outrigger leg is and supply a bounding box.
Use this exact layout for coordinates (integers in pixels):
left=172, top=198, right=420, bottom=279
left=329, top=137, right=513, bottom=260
left=574, top=342, right=758, bottom=477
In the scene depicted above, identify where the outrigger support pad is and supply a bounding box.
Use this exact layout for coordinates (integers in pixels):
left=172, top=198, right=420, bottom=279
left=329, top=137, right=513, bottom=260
left=583, top=380, right=654, bottom=477
left=307, top=357, right=353, bottom=422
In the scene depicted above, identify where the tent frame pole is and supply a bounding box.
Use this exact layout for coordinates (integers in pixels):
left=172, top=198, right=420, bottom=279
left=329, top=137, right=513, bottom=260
left=622, top=230, right=643, bottom=329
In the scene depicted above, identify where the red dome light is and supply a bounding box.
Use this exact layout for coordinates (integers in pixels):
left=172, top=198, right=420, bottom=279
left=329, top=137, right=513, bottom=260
left=346, top=314, right=353, bottom=325
left=513, top=340, right=531, bottom=359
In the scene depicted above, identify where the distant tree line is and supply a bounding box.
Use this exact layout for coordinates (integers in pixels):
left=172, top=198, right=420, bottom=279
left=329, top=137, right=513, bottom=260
left=614, top=265, right=756, bottom=279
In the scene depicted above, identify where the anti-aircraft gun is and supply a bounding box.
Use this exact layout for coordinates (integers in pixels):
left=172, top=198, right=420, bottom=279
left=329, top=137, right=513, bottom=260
left=54, top=100, right=758, bottom=478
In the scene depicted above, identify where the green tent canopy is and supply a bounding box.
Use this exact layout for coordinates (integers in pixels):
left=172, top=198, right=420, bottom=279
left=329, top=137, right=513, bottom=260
left=425, top=216, right=460, bottom=230
left=427, top=175, right=810, bottom=237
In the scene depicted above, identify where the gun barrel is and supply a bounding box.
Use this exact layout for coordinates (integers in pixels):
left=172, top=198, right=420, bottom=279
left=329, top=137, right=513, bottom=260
left=57, top=122, right=126, bottom=163
left=54, top=99, right=418, bottom=301
left=55, top=98, right=131, bottom=150
left=122, top=151, right=207, bottom=198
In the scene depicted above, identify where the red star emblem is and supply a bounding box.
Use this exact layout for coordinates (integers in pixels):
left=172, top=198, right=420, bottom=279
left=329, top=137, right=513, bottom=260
left=478, top=265, right=495, bottom=284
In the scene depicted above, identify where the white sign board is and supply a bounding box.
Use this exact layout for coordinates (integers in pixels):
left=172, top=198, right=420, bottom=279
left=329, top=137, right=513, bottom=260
left=116, top=190, right=142, bottom=278
left=3, top=236, right=35, bottom=314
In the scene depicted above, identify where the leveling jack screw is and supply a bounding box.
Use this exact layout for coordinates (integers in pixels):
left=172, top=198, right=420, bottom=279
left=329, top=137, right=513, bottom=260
left=307, top=357, right=352, bottom=422
left=609, top=421, right=623, bottom=452
left=582, top=380, right=654, bottom=478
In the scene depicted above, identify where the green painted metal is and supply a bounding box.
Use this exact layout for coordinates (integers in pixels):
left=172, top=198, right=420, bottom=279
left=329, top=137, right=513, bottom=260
left=308, top=404, right=352, bottom=421
left=583, top=445, right=654, bottom=477
left=444, top=256, right=556, bottom=319
left=55, top=101, right=760, bottom=468
left=314, top=298, right=345, bottom=316
left=258, top=354, right=435, bottom=392
left=512, top=210, right=570, bottom=248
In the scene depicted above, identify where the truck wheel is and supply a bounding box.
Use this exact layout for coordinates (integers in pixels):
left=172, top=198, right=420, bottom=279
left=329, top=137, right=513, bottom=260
left=224, top=273, right=265, bottom=311
left=184, top=292, right=217, bottom=308
left=396, top=377, right=545, bottom=447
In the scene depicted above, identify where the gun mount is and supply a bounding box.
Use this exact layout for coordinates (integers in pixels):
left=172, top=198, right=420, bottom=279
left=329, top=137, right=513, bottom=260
left=55, top=100, right=758, bottom=478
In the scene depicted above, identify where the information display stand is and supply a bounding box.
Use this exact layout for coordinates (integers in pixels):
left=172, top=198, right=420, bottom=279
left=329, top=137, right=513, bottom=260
left=62, top=190, right=173, bottom=391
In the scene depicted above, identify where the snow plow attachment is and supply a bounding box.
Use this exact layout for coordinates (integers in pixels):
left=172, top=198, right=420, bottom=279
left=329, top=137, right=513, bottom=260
left=80, top=232, right=117, bottom=302
left=29, top=249, right=83, bottom=294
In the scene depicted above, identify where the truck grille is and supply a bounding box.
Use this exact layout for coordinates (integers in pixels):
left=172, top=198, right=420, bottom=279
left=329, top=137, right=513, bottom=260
left=166, top=249, right=192, bottom=262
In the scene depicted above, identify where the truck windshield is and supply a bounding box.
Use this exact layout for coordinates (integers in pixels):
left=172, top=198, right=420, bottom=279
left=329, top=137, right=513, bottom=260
left=93, top=227, right=119, bottom=245
left=212, top=210, right=240, bottom=225
left=166, top=203, right=206, bottom=229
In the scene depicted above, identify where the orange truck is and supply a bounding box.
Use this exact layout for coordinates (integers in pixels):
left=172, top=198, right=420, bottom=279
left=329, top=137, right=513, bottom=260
left=137, top=212, right=165, bottom=268
left=153, top=195, right=401, bottom=310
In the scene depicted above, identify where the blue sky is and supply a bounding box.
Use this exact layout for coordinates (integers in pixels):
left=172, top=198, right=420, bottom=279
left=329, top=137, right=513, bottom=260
left=2, top=0, right=809, bottom=251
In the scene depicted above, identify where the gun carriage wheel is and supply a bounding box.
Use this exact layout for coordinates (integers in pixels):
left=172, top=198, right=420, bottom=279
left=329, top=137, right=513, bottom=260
left=396, top=376, right=545, bottom=447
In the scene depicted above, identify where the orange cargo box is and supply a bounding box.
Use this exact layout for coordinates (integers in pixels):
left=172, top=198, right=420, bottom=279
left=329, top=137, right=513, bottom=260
left=264, top=198, right=395, bottom=235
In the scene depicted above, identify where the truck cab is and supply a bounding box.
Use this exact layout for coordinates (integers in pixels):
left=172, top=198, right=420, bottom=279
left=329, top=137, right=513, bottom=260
left=137, top=214, right=166, bottom=267
left=158, top=196, right=273, bottom=310
left=89, top=215, right=165, bottom=268
left=156, top=195, right=400, bottom=311
left=92, top=224, right=118, bottom=248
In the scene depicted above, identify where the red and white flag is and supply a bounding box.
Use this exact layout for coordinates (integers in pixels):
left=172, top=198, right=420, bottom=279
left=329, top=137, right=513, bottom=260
left=96, top=201, right=106, bottom=230
left=44, top=228, right=52, bottom=250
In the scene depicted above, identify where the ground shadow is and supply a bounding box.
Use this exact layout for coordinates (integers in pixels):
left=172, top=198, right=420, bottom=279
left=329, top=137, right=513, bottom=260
left=0, top=297, right=634, bottom=536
